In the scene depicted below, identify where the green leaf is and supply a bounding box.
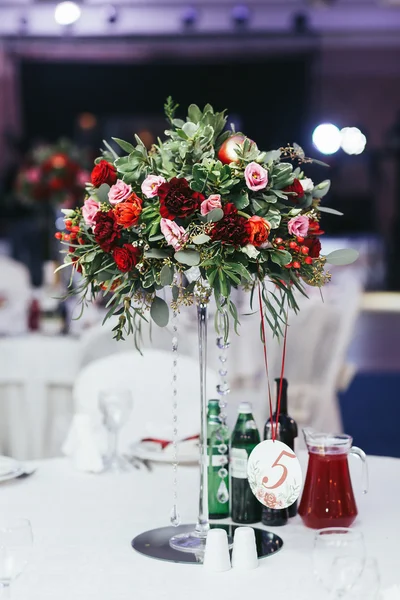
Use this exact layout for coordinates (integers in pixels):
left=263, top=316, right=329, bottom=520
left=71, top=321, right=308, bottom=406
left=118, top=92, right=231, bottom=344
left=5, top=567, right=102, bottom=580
left=160, top=264, right=175, bottom=286
left=149, top=234, right=165, bottom=242
left=182, top=122, right=198, bottom=138
left=230, top=189, right=249, bottom=210
left=188, top=104, right=203, bottom=123
left=94, top=183, right=110, bottom=203
left=174, top=249, right=201, bottom=266
left=172, top=285, right=179, bottom=301
left=271, top=189, right=288, bottom=200
left=325, top=248, right=359, bottom=266
left=264, top=150, right=281, bottom=164
left=192, top=234, right=211, bottom=245
left=313, top=180, right=331, bottom=199
left=206, top=208, right=224, bottom=222
left=270, top=250, right=292, bottom=266
left=318, top=206, right=343, bottom=216
left=266, top=207, right=281, bottom=229
left=144, top=249, right=170, bottom=259
left=150, top=296, right=169, bottom=327
left=112, top=137, right=136, bottom=154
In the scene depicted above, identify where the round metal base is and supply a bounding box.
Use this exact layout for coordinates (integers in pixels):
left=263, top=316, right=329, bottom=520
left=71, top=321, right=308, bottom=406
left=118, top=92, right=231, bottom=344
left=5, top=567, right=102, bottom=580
left=131, top=523, right=283, bottom=564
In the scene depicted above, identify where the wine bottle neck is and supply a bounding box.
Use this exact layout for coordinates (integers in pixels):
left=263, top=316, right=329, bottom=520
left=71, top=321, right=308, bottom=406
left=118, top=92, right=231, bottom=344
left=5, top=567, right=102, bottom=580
left=275, top=378, right=288, bottom=414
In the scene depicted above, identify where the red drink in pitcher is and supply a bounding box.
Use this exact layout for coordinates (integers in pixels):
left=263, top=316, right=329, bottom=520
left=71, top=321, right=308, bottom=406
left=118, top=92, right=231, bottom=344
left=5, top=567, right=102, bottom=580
left=298, top=430, right=368, bottom=529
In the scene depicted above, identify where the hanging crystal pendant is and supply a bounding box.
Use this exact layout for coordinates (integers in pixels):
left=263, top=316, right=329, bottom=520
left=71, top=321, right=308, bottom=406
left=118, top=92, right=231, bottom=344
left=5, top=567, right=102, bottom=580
left=170, top=306, right=181, bottom=528
left=216, top=478, right=230, bottom=504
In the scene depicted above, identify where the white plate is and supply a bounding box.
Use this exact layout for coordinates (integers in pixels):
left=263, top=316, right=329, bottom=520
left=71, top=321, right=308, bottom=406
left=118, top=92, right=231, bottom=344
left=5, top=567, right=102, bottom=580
left=130, top=438, right=199, bottom=464
left=0, top=456, right=22, bottom=478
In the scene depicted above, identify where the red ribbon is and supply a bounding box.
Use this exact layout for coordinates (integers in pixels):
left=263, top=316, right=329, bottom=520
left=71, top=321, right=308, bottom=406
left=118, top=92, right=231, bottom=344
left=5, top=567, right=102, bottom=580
left=258, top=282, right=289, bottom=442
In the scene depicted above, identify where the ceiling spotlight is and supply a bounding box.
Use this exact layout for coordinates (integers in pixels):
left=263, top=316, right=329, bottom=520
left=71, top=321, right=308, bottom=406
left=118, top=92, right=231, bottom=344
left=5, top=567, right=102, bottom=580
left=340, top=127, right=367, bottom=155
left=312, top=123, right=341, bottom=155
left=182, top=7, right=198, bottom=27
left=54, top=2, right=81, bottom=26
left=232, top=5, right=251, bottom=26
left=106, top=4, right=118, bottom=25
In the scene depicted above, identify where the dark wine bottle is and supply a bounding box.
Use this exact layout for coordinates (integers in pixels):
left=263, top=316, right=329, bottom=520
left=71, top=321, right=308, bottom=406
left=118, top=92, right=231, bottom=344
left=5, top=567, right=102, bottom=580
left=231, top=402, right=261, bottom=524
left=263, top=378, right=298, bottom=524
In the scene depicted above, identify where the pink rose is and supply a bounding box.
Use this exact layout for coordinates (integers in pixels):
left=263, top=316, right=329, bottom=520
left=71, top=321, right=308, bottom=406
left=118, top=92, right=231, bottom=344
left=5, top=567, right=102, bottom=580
left=200, top=194, right=222, bottom=216
left=141, top=174, right=166, bottom=198
left=287, top=215, right=309, bottom=238
left=77, top=170, right=90, bottom=187
left=160, top=218, right=188, bottom=251
left=82, top=197, right=100, bottom=227
left=244, top=162, right=269, bottom=191
left=25, top=167, right=40, bottom=184
left=108, top=180, right=132, bottom=205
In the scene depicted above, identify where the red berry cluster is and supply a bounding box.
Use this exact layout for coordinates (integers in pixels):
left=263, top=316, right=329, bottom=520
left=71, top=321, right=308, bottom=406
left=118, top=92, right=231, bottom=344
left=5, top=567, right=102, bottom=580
left=54, top=219, right=83, bottom=244
left=274, top=236, right=313, bottom=270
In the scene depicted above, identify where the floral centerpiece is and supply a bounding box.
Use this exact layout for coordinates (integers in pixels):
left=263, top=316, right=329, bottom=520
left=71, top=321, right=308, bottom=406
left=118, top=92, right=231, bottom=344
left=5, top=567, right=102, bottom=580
left=16, top=139, right=90, bottom=208
left=57, top=98, right=357, bottom=555
left=59, top=98, right=355, bottom=342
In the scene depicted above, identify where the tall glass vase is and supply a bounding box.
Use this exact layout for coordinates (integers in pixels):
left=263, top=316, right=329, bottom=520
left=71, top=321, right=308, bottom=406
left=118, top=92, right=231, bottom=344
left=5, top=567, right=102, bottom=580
left=169, top=300, right=210, bottom=552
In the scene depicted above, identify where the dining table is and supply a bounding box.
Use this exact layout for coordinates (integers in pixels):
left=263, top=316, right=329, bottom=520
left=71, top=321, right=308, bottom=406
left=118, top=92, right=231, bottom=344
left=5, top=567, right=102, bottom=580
left=0, top=451, right=399, bottom=600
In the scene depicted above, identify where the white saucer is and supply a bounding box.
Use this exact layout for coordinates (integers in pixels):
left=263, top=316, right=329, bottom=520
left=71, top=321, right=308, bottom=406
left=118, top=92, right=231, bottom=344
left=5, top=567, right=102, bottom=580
left=130, top=438, right=199, bottom=464
left=0, top=456, right=23, bottom=482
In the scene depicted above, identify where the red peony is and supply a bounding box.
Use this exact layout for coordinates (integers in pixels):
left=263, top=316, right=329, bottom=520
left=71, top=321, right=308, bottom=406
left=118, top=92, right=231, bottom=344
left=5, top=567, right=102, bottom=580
left=283, top=178, right=304, bottom=201
left=93, top=210, right=121, bottom=252
left=211, top=203, right=251, bottom=247
left=91, top=160, right=118, bottom=188
left=113, top=244, right=141, bottom=273
left=158, top=177, right=204, bottom=220
left=308, top=219, right=325, bottom=237
left=303, top=237, right=321, bottom=258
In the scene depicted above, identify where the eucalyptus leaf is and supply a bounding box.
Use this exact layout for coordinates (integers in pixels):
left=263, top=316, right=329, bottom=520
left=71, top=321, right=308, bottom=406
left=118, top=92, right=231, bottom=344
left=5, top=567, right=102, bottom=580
left=112, top=138, right=136, bottom=154
left=174, top=249, right=201, bottom=266
left=264, top=150, right=281, bottom=164
left=318, top=206, right=344, bottom=216
left=270, top=250, right=292, bottom=266
left=94, top=183, right=110, bottom=203
left=188, top=104, right=202, bottom=123
left=192, top=234, right=211, bottom=245
left=150, top=296, right=169, bottom=327
left=271, top=189, right=288, bottom=200
left=230, top=189, right=249, bottom=210
left=312, top=180, right=331, bottom=198
left=182, top=122, right=199, bottom=138
left=325, top=248, right=359, bottom=266
left=149, top=234, right=165, bottom=242
left=144, top=249, right=171, bottom=259
left=160, top=264, right=175, bottom=286
left=206, top=208, right=224, bottom=222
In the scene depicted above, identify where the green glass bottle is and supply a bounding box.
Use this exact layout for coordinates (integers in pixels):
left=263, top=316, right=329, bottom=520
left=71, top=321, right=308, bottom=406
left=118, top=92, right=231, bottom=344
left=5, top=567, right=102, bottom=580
left=231, top=402, right=261, bottom=524
left=207, top=400, right=230, bottom=519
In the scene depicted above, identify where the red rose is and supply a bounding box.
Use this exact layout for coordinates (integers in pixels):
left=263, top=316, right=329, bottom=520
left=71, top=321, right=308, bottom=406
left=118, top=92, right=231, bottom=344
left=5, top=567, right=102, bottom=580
left=113, top=244, right=141, bottom=273
left=158, top=177, right=204, bottom=220
left=211, top=203, right=251, bottom=247
left=93, top=210, right=121, bottom=252
left=308, top=219, right=325, bottom=236
left=91, top=160, right=118, bottom=188
left=303, top=237, right=321, bottom=258
left=283, top=178, right=304, bottom=202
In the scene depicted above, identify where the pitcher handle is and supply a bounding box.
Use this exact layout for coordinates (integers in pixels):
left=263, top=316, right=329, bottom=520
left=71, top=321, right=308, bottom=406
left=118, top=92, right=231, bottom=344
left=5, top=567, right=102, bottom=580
left=350, top=446, right=369, bottom=494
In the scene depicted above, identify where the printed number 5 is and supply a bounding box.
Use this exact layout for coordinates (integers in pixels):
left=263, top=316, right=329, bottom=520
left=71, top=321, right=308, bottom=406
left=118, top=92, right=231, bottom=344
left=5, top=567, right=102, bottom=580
left=262, top=450, right=295, bottom=490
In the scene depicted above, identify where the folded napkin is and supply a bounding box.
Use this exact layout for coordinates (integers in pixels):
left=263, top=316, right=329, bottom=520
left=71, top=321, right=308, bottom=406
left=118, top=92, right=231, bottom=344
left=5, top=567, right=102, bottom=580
left=382, top=586, right=400, bottom=600
left=62, top=414, right=104, bottom=473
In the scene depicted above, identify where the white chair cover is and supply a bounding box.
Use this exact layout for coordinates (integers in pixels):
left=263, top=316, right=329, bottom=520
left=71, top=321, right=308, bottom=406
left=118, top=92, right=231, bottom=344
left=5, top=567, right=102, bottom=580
left=73, top=349, right=219, bottom=449
left=0, top=256, right=31, bottom=335
left=0, top=335, right=80, bottom=459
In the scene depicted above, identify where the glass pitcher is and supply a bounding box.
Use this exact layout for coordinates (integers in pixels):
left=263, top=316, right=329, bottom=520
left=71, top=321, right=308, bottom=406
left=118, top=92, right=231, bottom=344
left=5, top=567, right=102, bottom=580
left=298, top=429, right=368, bottom=529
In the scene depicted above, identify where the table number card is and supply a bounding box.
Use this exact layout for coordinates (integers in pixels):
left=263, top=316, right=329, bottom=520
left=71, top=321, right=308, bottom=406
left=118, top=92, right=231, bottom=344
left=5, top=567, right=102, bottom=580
left=247, top=440, right=302, bottom=509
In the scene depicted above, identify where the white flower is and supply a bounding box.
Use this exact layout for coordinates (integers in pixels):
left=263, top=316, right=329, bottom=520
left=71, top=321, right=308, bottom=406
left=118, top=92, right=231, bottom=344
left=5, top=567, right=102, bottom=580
left=300, top=177, right=314, bottom=194
left=241, top=244, right=260, bottom=259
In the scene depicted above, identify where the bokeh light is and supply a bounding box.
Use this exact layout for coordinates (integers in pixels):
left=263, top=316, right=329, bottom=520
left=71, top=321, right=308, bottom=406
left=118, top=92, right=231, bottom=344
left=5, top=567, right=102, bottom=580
left=340, top=127, right=367, bottom=155
left=54, top=2, right=81, bottom=26
left=312, top=123, right=341, bottom=155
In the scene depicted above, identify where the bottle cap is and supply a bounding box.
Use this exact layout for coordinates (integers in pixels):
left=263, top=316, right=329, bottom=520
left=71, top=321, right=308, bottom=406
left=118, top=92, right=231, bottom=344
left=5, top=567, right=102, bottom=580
left=238, top=402, right=252, bottom=414
left=208, top=399, right=220, bottom=407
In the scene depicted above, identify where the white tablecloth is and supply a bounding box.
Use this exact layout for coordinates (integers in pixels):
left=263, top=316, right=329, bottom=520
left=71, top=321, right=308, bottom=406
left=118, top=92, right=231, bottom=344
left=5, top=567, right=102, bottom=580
left=0, top=335, right=80, bottom=459
left=0, top=453, right=398, bottom=599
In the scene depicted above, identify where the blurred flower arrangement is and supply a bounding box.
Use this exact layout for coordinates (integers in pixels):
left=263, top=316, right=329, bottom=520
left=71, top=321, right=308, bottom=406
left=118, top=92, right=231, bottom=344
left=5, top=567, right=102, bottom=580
left=57, top=99, right=357, bottom=345
left=16, top=139, right=90, bottom=208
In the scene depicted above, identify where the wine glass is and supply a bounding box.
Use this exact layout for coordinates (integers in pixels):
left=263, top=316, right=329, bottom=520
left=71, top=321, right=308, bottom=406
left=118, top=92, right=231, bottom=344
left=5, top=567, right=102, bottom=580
left=99, top=389, right=133, bottom=472
left=313, top=528, right=365, bottom=598
left=0, top=519, right=33, bottom=598
left=346, top=558, right=381, bottom=599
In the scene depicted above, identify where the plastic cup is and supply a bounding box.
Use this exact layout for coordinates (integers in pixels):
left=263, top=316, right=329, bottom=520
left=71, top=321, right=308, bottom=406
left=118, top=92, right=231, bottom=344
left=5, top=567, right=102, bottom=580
left=231, top=526, right=258, bottom=571
left=203, top=528, right=231, bottom=572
